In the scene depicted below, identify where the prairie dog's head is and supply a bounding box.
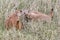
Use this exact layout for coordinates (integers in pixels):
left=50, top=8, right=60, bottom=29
left=15, top=10, right=22, bottom=17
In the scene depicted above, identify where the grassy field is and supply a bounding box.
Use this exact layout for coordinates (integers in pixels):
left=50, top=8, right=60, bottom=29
left=0, top=0, right=60, bottom=40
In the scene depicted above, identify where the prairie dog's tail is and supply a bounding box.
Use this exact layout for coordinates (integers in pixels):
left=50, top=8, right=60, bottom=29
left=49, top=8, right=54, bottom=19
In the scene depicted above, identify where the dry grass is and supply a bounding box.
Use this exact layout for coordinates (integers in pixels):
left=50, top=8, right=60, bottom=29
left=0, top=0, right=60, bottom=40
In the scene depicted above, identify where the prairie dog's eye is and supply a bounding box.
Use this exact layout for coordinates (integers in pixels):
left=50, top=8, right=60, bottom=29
left=20, top=10, right=22, bottom=12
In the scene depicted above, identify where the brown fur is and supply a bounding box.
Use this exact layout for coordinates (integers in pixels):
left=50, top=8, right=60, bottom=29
left=25, top=8, right=53, bottom=23
left=5, top=10, right=23, bottom=30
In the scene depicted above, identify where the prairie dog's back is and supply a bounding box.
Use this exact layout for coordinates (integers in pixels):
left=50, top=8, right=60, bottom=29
left=25, top=9, right=53, bottom=23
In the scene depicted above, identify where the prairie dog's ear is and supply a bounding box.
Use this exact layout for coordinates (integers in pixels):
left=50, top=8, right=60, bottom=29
left=15, top=8, right=18, bottom=10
